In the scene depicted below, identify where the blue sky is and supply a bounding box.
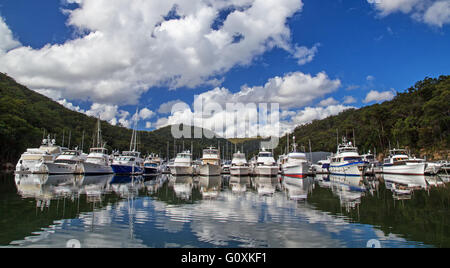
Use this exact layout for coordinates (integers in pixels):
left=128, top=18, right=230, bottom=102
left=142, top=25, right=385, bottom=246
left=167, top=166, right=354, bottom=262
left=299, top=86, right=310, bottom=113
left=0, top=0, right=448, bottom=136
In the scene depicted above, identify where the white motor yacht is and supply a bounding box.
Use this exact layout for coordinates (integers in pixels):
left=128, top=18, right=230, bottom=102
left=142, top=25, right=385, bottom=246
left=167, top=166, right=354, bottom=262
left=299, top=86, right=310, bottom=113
left=16, top=136, right=64, bottom=174
left=254, top=149, right=278, bottom=177
left=230, top=151, right=250, bottom=176
left=45, top=149, right=86, bottom=174
left=329, top=138, right=367, bottom=177
left=199, top=147, right=221, bottom=176
left=281, top=137, right=310, bottom=178
left=170, top=151, right=194, bottom=176
left=382, top=148, right=427, bottom=175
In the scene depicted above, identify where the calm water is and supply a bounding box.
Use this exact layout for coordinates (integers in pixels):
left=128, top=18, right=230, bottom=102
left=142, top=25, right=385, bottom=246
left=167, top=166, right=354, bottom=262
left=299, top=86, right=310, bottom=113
left=0, top=172, right=449, bottom=248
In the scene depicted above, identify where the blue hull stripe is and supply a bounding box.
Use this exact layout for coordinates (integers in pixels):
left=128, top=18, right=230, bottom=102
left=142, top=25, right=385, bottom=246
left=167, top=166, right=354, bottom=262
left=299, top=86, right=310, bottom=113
left=330, top=161, right=364, bottom=168
left=111, top=165, right=143, bottom=174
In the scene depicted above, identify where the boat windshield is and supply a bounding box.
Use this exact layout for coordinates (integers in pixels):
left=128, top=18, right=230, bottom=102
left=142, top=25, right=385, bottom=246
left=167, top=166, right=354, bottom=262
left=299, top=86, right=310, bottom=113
left=344, top=157, right=362, bottom=162
left=117, top=156, right=135, bottom=161
left=178, top=153, right=191, bottom=158
left=259, top=153, right=272, bottom=158
left=62, top=151, right=79, bottom=156
left=203, top=149, right=218, bottom=155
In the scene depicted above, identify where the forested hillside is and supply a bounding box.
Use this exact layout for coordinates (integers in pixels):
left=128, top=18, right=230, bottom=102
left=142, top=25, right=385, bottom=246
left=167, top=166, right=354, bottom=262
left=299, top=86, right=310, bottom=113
left=0, top=73, right=230, bottom=165
left=1, top=73, right=448, bottom=167
left=275, top=75, right=449, bottom=160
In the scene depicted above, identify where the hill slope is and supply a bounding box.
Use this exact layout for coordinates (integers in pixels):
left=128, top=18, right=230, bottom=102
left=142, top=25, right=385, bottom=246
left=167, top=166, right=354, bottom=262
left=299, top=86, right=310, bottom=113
left=275, top=75, right=450, bottom=160
left=0, top=73, right=231, bottom=165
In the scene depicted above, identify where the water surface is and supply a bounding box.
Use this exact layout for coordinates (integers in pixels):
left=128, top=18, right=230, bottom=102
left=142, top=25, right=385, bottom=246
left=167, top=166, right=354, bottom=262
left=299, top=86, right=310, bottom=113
left=0, top=172, right=448, bottom=248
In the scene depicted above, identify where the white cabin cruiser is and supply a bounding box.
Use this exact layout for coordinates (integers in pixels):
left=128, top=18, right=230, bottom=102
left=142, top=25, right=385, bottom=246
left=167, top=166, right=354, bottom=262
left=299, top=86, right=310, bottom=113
left=45, top=149, right=86, bottom=174
left=329, top=138, right=366, bottom=177
left=230, top=151, right=250, bottom=176
left=281, top=137, right=310, bottom=178
left=254, top=149, right=278, bottom=177
left=199, top=147, right=221, bottom=176
left=83, top=148, right=113, bottom=175
left=16, top=136, right=64, bottom=174
left=170, top=151, right=194, bottom=176
left=382, top=149, right=427, bottom=175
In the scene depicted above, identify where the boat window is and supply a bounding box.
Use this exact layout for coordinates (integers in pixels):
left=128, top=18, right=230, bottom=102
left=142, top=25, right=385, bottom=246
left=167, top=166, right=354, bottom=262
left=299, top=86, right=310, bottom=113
left=344, top=157, right=361, bottom=161
left=259, top=153, right=272, bottom=157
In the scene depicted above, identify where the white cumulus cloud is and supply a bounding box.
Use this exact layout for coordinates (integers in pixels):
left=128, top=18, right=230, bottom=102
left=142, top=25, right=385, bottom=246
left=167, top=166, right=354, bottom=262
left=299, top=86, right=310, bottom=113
left=0, top=0, right=305, bottom=105
left=0, top=17, right=20, bottom=53
left=154, top=71, right=346, bottom=137
left=363, top=90, right=395, bottom=103
left=368, top=0, right=450, bottom=27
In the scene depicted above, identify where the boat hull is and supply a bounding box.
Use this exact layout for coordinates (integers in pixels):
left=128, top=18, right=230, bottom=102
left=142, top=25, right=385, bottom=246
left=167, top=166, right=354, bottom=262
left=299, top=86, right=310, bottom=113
left=82, top=162, right=113, bottom=175
left=382, top=163, right=426, bottom=175
left=111, top=164, right=144, bottom=175
left=16, top=161, right=49, bottom=174
left=45, top=162, right=83, bottom=175
left=230, top=166, right=250, bottom=176
left=170, top=166, right=193, bottom=176
left=199, top=164, right=222, bottom=176
left=144, top=167, right=159, bottom=175
left=329, top=161, right=365, bottom=177
left=283, top=162, right=310, bottom=178
left=255, top=166, right=279, bottom=177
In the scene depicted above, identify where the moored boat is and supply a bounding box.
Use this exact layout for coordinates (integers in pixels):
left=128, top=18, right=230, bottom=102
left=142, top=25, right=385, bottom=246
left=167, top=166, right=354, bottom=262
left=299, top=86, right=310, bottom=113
left=170, top=151, right=194, bottom=176
left=382, top=149, right=427, bottom=175
left=111, top=151, right=144, bottom=175
left=111, top=110, right=144, bottom=175
left=144, top=153, right=162, bottom=175
left=254, top=149, right=278, bottom=177
left=82, top=118, right=113, bottom=175
left=45, top=149, right=86, bottom=175
left=230, top=151, right=250, bottom=176
left=15, top=136, right=64, bottom=174
left=329, top=138, right=367, bottom=177
left=281, top=136, right=310, bottom=178
left=199, top=147, right=221, bottom=176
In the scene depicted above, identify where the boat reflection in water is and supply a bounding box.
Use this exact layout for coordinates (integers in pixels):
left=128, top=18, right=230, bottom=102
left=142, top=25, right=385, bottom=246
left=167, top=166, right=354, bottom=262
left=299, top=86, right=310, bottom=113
left=79, top=174, right=114, bottom=202
left=229, top=176, right=250, bottom=194
left=109, top=175, right=144, bottom=198
left=14, top=173, right=115, bottom=208
left=282, top=176, right=315, bottom=201
left=251, top=176, right=281, bottom=196
left=381, top=173, right=445, bottom=200
left=144, top=174, right=167, bottom=194
left=198, top=176, right=222, bottom=199
left=6, top=171, right=449, bottom=248
left=328, top=175, right=367, bottom=211
left=169, top=175, right=194, bottom=201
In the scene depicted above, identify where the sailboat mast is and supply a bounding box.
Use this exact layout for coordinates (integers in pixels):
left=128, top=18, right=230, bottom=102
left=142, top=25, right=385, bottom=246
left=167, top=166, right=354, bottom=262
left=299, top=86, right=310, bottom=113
left=97, top=118, right=102, bottom=148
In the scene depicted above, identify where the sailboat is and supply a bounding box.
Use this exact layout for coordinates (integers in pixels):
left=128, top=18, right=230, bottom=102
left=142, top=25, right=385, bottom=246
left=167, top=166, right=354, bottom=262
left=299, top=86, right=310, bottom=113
left=111, top=110, right=144, bottom=175
left=82, top=118, right=113, bottom=175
